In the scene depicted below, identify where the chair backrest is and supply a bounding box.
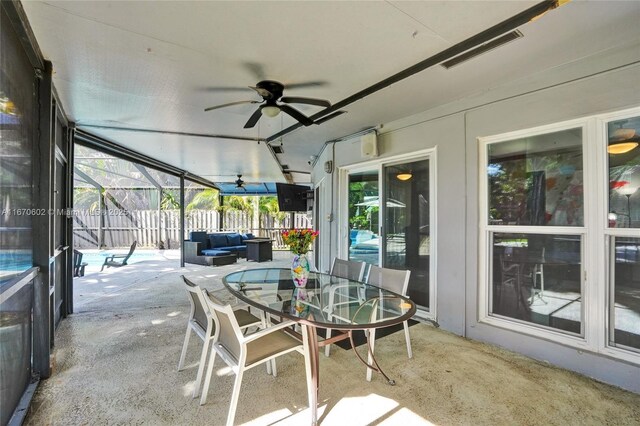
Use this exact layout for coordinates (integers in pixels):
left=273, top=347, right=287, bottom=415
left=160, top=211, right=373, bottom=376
left=366, top=265, right=411, bottom=296
left=181, top=275, right=212, bottom=333
left=73, top=249, right=83, bottom=268
left=189, top=231, right=209, bottom=246
left=202, top=293, right=243, bottom=362
left=330, top=258, right=366, bottom=282
left=122, top=241, right=137, bottom=262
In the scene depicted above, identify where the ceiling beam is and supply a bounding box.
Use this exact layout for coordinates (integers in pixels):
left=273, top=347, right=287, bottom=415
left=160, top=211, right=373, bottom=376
left=78, top=124, right=265, bottom=143
left=134, top=164, right=162, bottom=190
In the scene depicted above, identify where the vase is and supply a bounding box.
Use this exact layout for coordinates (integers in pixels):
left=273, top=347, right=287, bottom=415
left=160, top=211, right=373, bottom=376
left=290, top=288, right=310, bottom=318
left=291, top=253, right=310, bottom=288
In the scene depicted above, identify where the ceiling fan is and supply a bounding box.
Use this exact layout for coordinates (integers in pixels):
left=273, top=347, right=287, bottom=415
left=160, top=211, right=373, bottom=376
left=204, top=80, right=331, bottom=129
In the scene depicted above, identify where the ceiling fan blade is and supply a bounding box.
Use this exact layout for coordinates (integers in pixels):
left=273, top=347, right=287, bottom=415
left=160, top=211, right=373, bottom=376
left=204, top=100, right=260, bottom=112
left=242, top=62, right=266, bottom=81
left=286, top=81, right=327, bottom=90
left=249, top=86, right=273, bottom=99
left=244, top=106, right=264, bottom=128
left=200, top=86, right=252, bottom=92
left=279, top=104, right=314, bottom=126
left=280, top=97, right=331, bottom=107
left=315, top=110, right=347, bottom=125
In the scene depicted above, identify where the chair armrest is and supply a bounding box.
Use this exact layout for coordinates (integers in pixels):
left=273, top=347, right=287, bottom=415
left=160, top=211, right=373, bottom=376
left=109, top=254, right=127, bottom=259
left=241, top=320, right=297, bottom=344
left=184, top=241, right=204, bottom=256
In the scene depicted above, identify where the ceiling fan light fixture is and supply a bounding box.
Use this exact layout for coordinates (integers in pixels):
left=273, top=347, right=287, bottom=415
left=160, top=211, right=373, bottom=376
left=261, top=105, right=280, bottom=118
left=612, top=128, right=636, bottom=140
left=608, top=142, right=639, bottom=155
left=396, top=173, right=412, bottom=181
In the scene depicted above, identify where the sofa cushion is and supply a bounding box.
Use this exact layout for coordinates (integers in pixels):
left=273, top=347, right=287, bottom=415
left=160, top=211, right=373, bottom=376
left=241, top=233, right=255, bottom=241
left=227, top=245, right=247, bottom=252
left=209, top=234, right=228, bottom=248
left=190, top=231, right=209, bottom=248
left=227, top=233, right=242, bottom=246
left=201, top=249, right=232, bottom=257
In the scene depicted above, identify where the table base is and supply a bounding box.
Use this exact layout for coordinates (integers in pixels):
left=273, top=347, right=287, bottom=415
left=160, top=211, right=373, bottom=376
left=292, top=324, right=396, bottom=425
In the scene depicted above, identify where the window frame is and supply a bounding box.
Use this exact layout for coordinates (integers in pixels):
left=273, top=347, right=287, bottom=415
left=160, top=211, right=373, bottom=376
left=478, top=118, right=594, bottom=350
left=599, top=107, right=640, bottom=363
left=479, top=108, right=640, bottom=365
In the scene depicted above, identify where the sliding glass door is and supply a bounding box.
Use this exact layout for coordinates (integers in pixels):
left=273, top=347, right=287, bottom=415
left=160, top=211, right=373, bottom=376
left=343, top=152, right=435, bottom=315
left=383, top=159, right=431, bottom=310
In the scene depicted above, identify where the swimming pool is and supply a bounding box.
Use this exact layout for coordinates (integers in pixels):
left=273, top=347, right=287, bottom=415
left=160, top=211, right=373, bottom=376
left=0, top=250, right=33, bottom=285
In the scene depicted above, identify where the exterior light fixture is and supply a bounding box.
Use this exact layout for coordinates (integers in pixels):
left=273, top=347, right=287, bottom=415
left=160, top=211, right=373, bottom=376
left=396, top=173, right=412, bottom=181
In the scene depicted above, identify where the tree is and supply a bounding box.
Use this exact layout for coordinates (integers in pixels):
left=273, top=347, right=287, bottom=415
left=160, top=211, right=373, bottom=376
left=259, top=196, right=286, bottom=221
left=161, top=190, right=180, bottom=210
left=186, top=188, right=219, bottom=212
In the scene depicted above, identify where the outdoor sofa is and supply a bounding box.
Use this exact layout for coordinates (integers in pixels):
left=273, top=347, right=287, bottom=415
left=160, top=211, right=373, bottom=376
left=184, top=231, right=257, bottom=266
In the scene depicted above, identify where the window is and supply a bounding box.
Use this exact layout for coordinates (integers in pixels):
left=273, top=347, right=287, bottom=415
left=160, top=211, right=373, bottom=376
left=606, top=115, right=640, bottom=353
left=481, top=109, right=640, bottom=364
left=484, top=127, right=585, bottom=335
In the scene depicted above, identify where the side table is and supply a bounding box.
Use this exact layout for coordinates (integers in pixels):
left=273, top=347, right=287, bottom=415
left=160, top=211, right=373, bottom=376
left=246, top=239, right=273, bottom=262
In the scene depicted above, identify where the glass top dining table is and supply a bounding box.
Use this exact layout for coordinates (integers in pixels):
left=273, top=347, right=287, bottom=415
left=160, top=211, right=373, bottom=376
left=222, top=268, right=417, bottom=425
left=222, top=268, right=416, bottom=330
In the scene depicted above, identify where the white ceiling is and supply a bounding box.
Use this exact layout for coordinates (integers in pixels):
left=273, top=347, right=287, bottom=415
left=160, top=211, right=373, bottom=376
left=21, top=1, right=640, bottom=184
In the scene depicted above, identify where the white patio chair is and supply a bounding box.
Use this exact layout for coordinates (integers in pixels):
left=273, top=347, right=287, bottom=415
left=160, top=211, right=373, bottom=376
left=330, top=258, right=367, bottom=281
left=177, top=276, right=265, bottom=398
left=199, top=297, right=308, bottom=426
left=364, top=265, right=412, bottom=381
left=324, top=258, right=367, bottom=357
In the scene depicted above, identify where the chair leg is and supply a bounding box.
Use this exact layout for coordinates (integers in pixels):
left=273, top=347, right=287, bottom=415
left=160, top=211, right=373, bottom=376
left=265, top=314, right=277, bottom=376
left=193, top=335, right=211, bottom=398
left=259, top=312, right=272, bottom=376
left=366, top=328, right=376, bottom=382
left=100, top=261, right=106, bottom=272
left=199, top=347, right=217, bottom=406
left=177, top=324, right=192, bottom=371
left=226, top=368, right=244, bottom=426
left=403, top=320, right=412, bottom=359
left=324, top=328, right=332, bottom=357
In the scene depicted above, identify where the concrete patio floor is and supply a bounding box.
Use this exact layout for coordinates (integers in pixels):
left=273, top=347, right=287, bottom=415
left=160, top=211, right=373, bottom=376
left=26, top=252, right=640, bottom=425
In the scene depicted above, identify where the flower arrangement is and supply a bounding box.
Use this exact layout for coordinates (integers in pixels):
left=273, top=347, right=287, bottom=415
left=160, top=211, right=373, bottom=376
left=281, top=229, right=319, bottom=255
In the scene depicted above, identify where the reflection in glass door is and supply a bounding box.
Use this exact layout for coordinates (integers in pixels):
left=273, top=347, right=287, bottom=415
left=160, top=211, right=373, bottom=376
left=347, top=170, right=379, bottom=266
left=383, top=159, right=431, bottom=310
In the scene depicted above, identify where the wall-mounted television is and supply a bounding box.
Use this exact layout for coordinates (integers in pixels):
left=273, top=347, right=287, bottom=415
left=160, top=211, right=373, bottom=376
left=276, top=183, right=311, bottom=212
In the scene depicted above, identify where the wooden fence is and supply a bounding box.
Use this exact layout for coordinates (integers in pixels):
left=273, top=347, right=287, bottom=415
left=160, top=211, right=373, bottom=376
left=73, top=209, right=311, bottom=250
